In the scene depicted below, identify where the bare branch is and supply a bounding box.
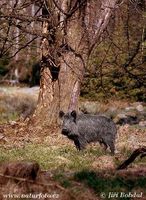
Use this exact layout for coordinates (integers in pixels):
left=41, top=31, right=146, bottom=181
left=10, top=36, right=38, bottom=59
left=117, top=147, right=146, bottom=170
left=0, top=12, right=49, bottom=23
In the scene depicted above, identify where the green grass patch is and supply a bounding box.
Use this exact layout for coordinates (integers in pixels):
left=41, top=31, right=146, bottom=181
left=0, top=143, right=146, bottom=199
left=74, top=170, right=146, bottom=200
left=1, top=142, right=145, bottom=173
left=53, top=173, right=72, bottom=188
left=0, top=144, right=103, bottom=171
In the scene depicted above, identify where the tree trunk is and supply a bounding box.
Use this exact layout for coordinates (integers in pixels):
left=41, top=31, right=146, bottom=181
left=35, top=53, right=85, bottom=126
left=31, top=0, right=118, bottom=128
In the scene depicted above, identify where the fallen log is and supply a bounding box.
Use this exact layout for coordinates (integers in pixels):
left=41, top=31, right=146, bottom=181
left=0, top=160, right=40, bottom=183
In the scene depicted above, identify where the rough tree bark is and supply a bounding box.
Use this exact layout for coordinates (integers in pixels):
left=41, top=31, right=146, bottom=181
left=32, top=0, right=119, bottom=127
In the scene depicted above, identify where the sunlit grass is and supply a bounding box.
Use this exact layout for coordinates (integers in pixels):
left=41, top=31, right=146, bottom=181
left=0, top=141, right=146, bottom=172
left=0, top=139, right=146, bottom=199
left=0, top=88, right=37, bottom=123
left=0, top=143, right=104, bottom=171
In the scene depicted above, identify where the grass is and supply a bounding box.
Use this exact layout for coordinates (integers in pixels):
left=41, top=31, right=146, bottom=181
left=0, top=130, right=146, bottom=172
left=0, top=132, right=146, bottom=199
left=0, top=87, right=146, bottom=199
left=53, top=173, right=72, bottom=188
left=0, top=87, right=37, bottom=123
left=0, top=143, right=104, bottom=171
left=74, top=170, right=146, bottom=199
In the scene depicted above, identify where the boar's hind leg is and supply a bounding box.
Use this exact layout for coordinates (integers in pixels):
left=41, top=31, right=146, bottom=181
left=102, top=138, right=115, bottom=155
left=99, top=141, right=108, bottom=152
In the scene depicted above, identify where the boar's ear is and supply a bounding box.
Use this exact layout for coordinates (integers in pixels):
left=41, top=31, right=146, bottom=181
left=71, top=110, right=77, bottom=121
left=59, top=111, right=65, bottom=118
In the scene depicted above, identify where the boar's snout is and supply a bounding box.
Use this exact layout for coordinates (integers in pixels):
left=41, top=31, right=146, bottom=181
left=62, top=128, right=70, bottom=135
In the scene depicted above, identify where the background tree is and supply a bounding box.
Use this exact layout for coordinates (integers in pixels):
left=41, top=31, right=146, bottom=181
left=32, top=0, right=120, bottom=127
left=81, top=0, right=146, bottom=101
left=0, top=0, right=41, bottom=59
left=0, top=0, right=42, bottom=82
left=1, top=0, right=145, bottom=128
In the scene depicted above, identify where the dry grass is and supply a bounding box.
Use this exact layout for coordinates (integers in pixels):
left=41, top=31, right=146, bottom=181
left=0, top=122, right=146, bottom=170
left=0, top=87, right=146, bottom=199
left=0, top=86, right=38, bottom=123
left=0, top=119, right=146, bottom=199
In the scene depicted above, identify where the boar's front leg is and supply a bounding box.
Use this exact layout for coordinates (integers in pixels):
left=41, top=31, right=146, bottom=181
left=74, top=138, right=85, bottom=151
left=74, top=139, right=81, bottom=150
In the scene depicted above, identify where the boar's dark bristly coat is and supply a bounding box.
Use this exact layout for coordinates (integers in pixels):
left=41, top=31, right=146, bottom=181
left=59, top=110, right=117, bottom=155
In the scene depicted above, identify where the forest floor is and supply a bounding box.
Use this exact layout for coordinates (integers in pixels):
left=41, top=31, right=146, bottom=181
left=0, top=86, right=146, bottom=200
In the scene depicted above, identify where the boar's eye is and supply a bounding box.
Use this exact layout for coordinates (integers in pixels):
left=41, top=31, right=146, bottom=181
left=59, top=111, right=65, bottom=119
left=71, top=110, right=77, bottom=121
